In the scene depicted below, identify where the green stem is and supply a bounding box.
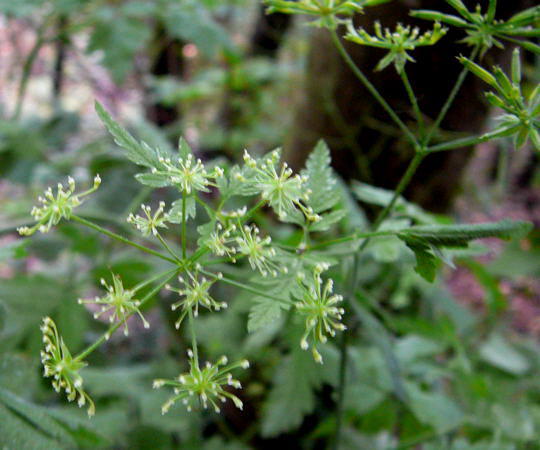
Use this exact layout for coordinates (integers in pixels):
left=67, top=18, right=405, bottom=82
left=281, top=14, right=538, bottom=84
left=424, top=45, right=480, bottom=145
left=400, top=68, right=424, bottom=139
left=333, top=253, right=359, bottom=449
left=199, top=269, right=290, bottom=306
left=308, top=230, right=397, bottom=251
left=182, top=194, right=187, bottom=259
left=75, top=272, right=176, bottom=361
left=188, top=308, right=199, bottom=365
left=330, top=30, right=419, bottom=149
left=72, top=215, right=177, bottom=264
left=157, top=233, right=182, bottom=263
left=133, top=267, right=179, bottom=292
left=368, top=152, right=425, bottom=235
left=425, top=131, right=500, bottom=153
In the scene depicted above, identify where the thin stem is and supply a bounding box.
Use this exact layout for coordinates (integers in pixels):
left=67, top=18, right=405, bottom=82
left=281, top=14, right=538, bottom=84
left=330, top=29, right=419, bottom=149
left=157, top=233, right=182, bottom=263
left=133, top=267, right=179, bottom=292
left=13, top=33, right=47, bottom=120
left=308, top=230, right=397, bottom=251
left=400, top=68, right=424, bottom=139
left=75, top=272, right=176, bottom=361
left=199, top=269, right=290, bottom=306
left=425, top=131, right=500, bottom=153
left=424, top=45, right=480, bottom=145
left=369, top=153, right=424, bottom=233
left=333, top=253, right=359, bottom=449
left=188, top=308, right=199, bottom=365
left=182, top=194, right=187, bottom=259
left=72, top=215, right=178, bottom=264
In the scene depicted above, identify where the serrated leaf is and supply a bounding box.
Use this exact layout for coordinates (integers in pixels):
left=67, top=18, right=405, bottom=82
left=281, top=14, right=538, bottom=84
left=309, top=209, right=346, bottom=232
left=261, top=347, right=323, bottom=437
left=248, top=301, right=282, bottom=333
left=398, top=220, right=532, bottom=247
left=168, top=197, right=197, bottom=222
left=302, top=140, right=339, bottom=213
left=0, top=388, right=76, bottom=448
left=96, top=101, right=163, bottom=169
left=134, top=172, right=171, bottom=188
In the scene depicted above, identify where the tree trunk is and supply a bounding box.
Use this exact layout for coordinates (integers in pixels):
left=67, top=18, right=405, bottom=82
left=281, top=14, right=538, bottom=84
left=285, top=0, right=534, bottom=212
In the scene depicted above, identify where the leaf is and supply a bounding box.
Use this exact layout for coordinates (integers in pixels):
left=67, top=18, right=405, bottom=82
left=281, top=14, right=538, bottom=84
left=247, top=301, right=282, bottom=333
left=479, top=334, right=530, bottom=375
left=302, top=140, right=339, bottom=213
left=406, top=383, right=464, bottom=433
left=134, top=172, right=171, bottom=188
left=402, top=237, right=439, bottom=282
left=261, top=347, right=323, bottom=437
left=399, top=220, right=532, bottom=246
left=308, top=209, right=346, bottom=232
left=163, top=0, right=235, bottom=57
left=350, top=297, right=408, bottom=403
left=168, top=197, right=197, bottom=222
left=95, top=101, right=163, bottom=169
left=0, top=388, right=76, bottom=449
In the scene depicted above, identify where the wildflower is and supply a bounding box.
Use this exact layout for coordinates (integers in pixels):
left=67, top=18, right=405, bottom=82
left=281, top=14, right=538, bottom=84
left=345, top=21, right=447, bottom=73
left=155, top=154, right=217, bottom=194
left=294, top=263, right=346, bottom=363
left=153, top=350, right=249, bottom=414
left=78, top=274, right=149, bottom=336
left=411, top=1, right=540, bottom=55
left=167, top=270, right=227, bottom=329
left=244, top=149, right=313, bottom=220
left=203, top=223, right=238, bottom=259
left=265, top=0, right=365, bottom=29
left=235, top=224, right=284, bottom=277
left=40, top=317, right=95, bottom=417
left=18, top=175, right=101, bottom=236
left=127, top=201, right=169, bottom=236
left=460, top=49, right=540, bottom=151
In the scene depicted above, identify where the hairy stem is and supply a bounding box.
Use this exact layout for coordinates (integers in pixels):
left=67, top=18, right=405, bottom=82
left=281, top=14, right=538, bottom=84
left=182, top=194, right=187, bottom=259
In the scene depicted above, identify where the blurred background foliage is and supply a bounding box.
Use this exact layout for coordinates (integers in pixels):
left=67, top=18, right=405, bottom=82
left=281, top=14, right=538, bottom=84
left=0, top=0, right=540, bottom=449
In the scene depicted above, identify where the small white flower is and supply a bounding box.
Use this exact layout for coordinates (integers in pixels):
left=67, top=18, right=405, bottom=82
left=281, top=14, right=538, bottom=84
left=153, top=351, right=248, bottom=414
left=127, top=201, right=169, bottom=237
left=294, top=263, right=346, bottom=363
left=40, top=317, right=95, bottom=417
left=78, top=274, right=149, bottom=336
left=18, top=175, right=101, bottom=236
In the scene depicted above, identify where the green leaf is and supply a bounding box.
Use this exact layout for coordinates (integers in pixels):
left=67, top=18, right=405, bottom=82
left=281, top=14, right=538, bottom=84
left=402, top=237, right=439, bottom=282
left=0, top=388, right=76, bottom=448
left=406, top=383, right=464, bottom=433
left=308, top=209, right=346, bottom=232
left=168, top=197, right=197, bottom=222
left=261, top=347, right=323, bottom=437
left=398, top=220, right=532, bottom=247
left=302, top=140, right=339, bottom=213
left=134, top=172, right=171, bottom=188
left=479, top=334, right=530, bottom=375
left=95, top=101, right=164, bottom=169
left=248, top=301, right=282, bottom=333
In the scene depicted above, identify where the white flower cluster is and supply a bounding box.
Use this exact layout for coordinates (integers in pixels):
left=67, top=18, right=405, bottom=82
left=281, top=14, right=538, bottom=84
left=153, top=350, right=249, bottom=414
left=127, top=201, right=170, bottom=237
left=18, top=175, right=101, bottom=236
left=295, top=263, right=346, bottom=363
left=166, top=270, right=227, bottom=329
left=78, top=274, right=149, bottom=337
left=40, top=317, right=95, bottom=417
